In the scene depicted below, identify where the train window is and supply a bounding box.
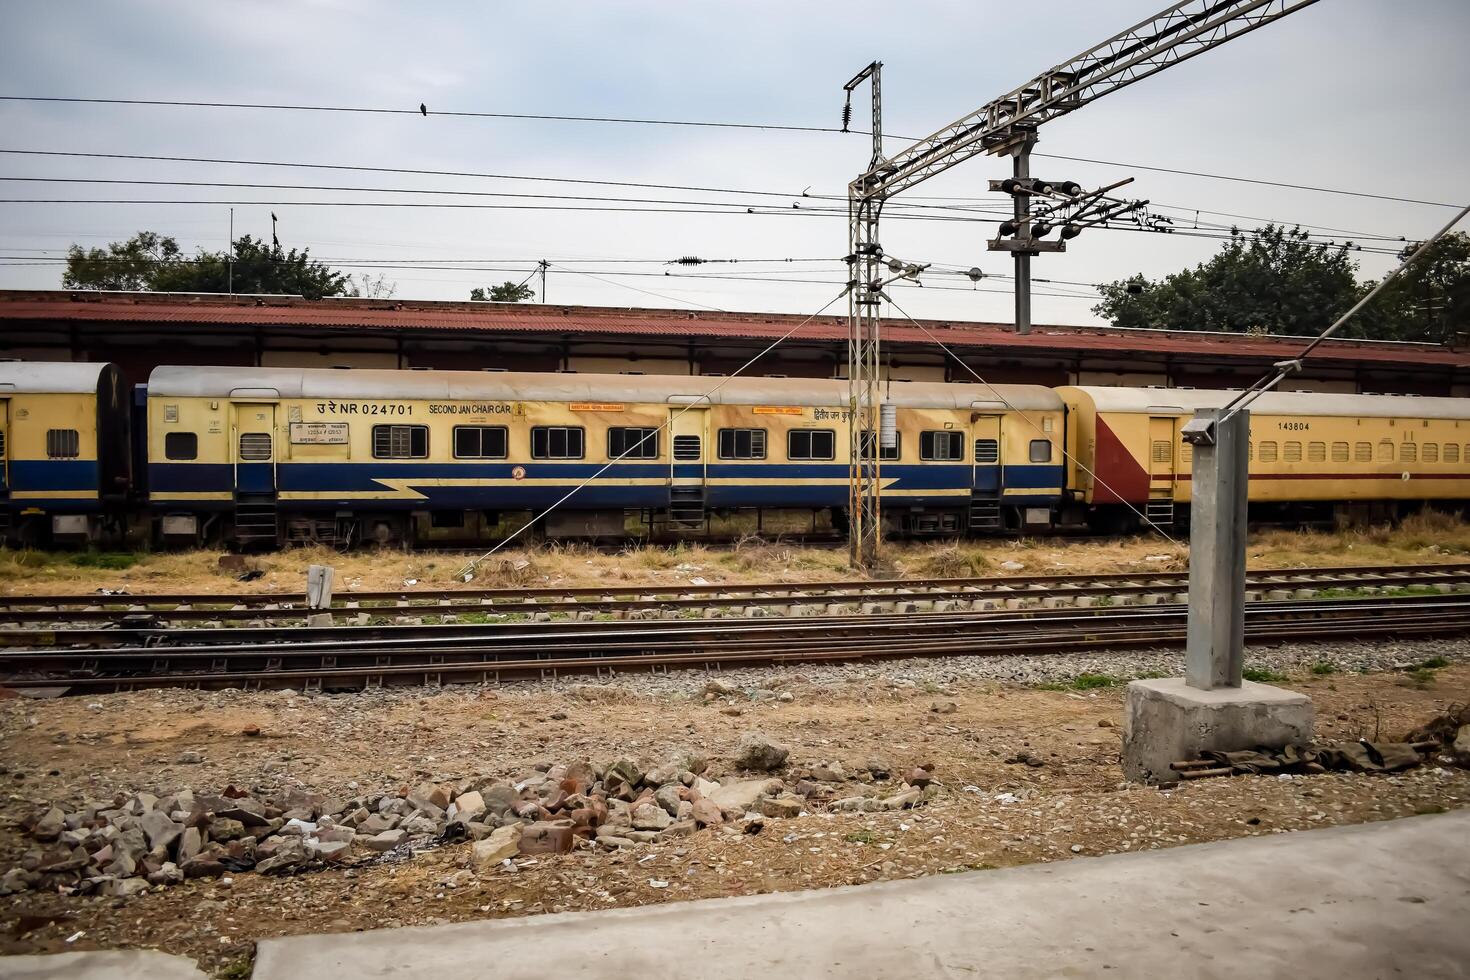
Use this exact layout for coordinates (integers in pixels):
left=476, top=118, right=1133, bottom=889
left=238, top=432, right=272, bottom=461
left=1377, top=440, right=1394, bottom=462
left=1355, top=442, right=1372, bottom=462
left=1332, top=442, right=1349, bottom=462
left=1307, top=442, right=1326, bottom=463
left=1400, top=442, right=1417, bottom=463
left=165, top=432, right=198, bottom=461
left=453, top=426, right=507, bottom=459
left=973, top=438, right=999, bottom=464
left=1258, top=441, right=1279, bottom=463
left=788, top=429, right=836, bottom=461
left=373, top=424, right=429, bottom=459
left=718, top=428, right=766, bottom=460
left=531, top=426, right=585, bottom=460
left=1029, top=440, right=1053, bottom=463
left=1446, top=444, right=1460, bottom=464
left=919, top=430, right=965, bottom=461
left=45, top=429, right=80, bottom=459
left=859, top=431, right=901, bottom=461
left=1424, top=443, right=1439, bottom=463
left=608, top=427, right=659, bottom=460
left=1283, top=441, right=1302, bottom=462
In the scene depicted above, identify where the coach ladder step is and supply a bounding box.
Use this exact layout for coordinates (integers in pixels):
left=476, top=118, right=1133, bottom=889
left=968, top=492, right=1002, bottom=532
left=1145, top=498, right=1175, bottom=527
left=666, top=487, right=707, bottom=530
left=234, top=494, right=281, bottom=545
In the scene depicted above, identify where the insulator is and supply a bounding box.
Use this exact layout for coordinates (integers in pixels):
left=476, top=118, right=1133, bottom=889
left=887, top=258, right=904, bottom=272
left=1000, top=178, right=1021, bottom=195
left=1032, top=221, right=1053, bottom=237
left=880, top=402, right=898, bottom=450
left=999, top=221, right=1019, bottom=237
left=676, top=256, right=704, bottom=265
left=1061, top=223, right=1082, bottom=240
left=842, top=101, right=853, bottom=133
left=1056, top=180, right=1081, bottom=196
left=966, top=267, right=985, bottom=282
left=1126, top=281, right=1145, bottom=295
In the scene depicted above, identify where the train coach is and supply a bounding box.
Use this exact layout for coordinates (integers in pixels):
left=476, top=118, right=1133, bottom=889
left=142, top=366, right=1066, bottom=547
left=1060, top=386, right=1470, bottom=530
left=0, top=361, right=131, bottom=543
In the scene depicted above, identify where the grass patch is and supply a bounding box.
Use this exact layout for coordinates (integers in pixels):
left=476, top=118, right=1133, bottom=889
left=1402, top=667, right=1438, bottom=689
left=845, top=831, right=877, bottom=844
left=1310, top=661, right=1337, bottom=675
left=1243, top=667, right=1288, bottom=683
left=1036, top=672, right=1121, bottom=691
left=1414, top=656, right=1451, bottom=670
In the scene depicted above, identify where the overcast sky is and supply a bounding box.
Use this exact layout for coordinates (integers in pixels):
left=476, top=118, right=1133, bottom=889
left=1, top=0, right=1466, bottom=326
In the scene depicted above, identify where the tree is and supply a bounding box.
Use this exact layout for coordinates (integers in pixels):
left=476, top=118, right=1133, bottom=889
left=345, top=272, right=397, bottom=300
left=62, top=230, right=351, bottom=300
left=63, top=231, right=182, bottom=291
left=470, top=281, right=535, bottom=302
left=1094, top=225, right=1367, bottom=336
left=1360, top=232, right=1470, bottom=343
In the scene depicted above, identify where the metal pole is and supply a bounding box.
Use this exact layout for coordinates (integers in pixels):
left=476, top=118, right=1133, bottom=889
left=1184, top=408, right=1249, bottom=689
left=1012, top=138, right=1035, bottom=335
left=227, top=207, right=234, bottom=295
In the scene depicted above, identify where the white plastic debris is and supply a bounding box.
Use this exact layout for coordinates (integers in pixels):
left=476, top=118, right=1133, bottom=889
left=649, top=879, right=669, bottom=889
left=994, top=792, right=1021, bottom=805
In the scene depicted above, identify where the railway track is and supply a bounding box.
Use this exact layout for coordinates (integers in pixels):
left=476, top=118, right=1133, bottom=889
left=3, top=593, right=1467, bottom=695
left=3, top=561, right=1469, bottom=628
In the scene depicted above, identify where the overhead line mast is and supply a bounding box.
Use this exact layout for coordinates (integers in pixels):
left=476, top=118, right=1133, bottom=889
left=842, top=0, right=1322, bottom=569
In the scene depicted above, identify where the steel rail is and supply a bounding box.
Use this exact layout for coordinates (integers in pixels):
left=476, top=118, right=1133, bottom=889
left=4, top=560, right=1466, bottom=610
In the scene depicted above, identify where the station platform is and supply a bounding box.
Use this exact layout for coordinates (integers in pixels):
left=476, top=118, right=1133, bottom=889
left=253, top=809, right=1470, bottom=980
left=8, top=810, right=1466, bottom=979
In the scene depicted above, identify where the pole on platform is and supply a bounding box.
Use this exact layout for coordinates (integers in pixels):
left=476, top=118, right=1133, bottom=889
left=1181, top=407, right=1249, bottom=689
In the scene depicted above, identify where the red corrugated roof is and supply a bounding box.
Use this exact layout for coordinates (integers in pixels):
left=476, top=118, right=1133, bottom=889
left=2, top=291, right=1466, bottom=368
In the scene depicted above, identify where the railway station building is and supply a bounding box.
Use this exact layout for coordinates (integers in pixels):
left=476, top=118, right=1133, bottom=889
left=2, top=289, right=1467, bottom=397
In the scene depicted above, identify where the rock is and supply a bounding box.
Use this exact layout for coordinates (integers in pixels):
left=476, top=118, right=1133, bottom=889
left=631, top=803, right=673, bottom=831
left=597, top=835, right=637, bottom=850
left=865, top=761, right=891, bottom=781
left=401, top=813, right=441, bottom=835
left=315, top=825, right=356, bottom=844
left=180, top=854, right=226, bottom=878
left=691, top=798, right=724, bottom=827
left=832, top=796, right=883, bottom=813
left=518, top=822, right=574, bottom=855
left=215, top=797, right=270, bottom=826
left=644, top=763, right=682, bottom=787
left=178, top=751, right=203, bottom=764
left=677, top=751, right=709, bottom=776
left=360, top=812, right=400, bottom=834
left=480, top=783, right=518, bottom=815
left=101, top=877, right=151, bottom=898
left=1098, top=718, right=1115, bottom=728
left=178, top=826, right=203, bottom=861
left=605, top=758, right=644, bottom=791
left=930, top=701, right=958, bottom=715
left=907, top=768, right=934, bottom=789
left=469, top=825, right=522, bottom=869
left=880, top=788, right=922, bottom=810
left=760, top=795, right=803, bottom=818
left=707, top=777, right=783, bottom=813
left=719, top=707, right=743, bottom=717
left=1000, top=560, right=1025, bottom=571
left=809, top=762, right=848, bottom=782
left=656, top=820, right=696, bottom=841
left=451, top=790, right=486, bottom=824
left=734, top=732, right=790, bottom=772
left=364, top=829, right=408, bottom=852
left=0, top=869, right=32, bottom=895
left=138, top=810, right=183, bottom=852
left=30, top=807, right=65, bottom=841
left=704, top=679, right=735, bottom=696
left=35, top=844, right=89, bottom=873
left=777, top=692, right=795, bottom=703
left=408, top=781, right=450, bottom=812
left=309, top=840, right=351, bottom=863
left=654, top=784, right=683, bottom=817
left=147, top=862, right=184, bottom=886
left=256, top=837, right=307, bottom=874
left=209, top=817, right=246, bottom=842
left=1453, top=724, right=1470, bottom=761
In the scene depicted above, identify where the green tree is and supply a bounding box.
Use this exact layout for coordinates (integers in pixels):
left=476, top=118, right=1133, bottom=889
left=1362, top=232, right=1470, bottom=342
left=62, top=231, right=351, bottom=300
left=63, top=231, right=182, bottom=291
left=1093, top=225, right=1365, bottom=336
left=470, top=281, right=536, bottom=302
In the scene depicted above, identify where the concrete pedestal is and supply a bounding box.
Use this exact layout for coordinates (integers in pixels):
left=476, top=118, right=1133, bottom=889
left=1123, top=678, right=1313, bottom=784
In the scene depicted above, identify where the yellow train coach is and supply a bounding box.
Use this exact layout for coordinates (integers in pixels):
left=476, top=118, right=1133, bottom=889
left=1060, top=386, right=1470, bottom=530
left=0, top=361, right=130, bottom=543
left=144, top=366, right=1065, bottom=546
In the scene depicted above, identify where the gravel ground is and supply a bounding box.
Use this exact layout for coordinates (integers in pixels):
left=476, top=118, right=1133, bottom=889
left=1, top=635, right=1466, bottom=978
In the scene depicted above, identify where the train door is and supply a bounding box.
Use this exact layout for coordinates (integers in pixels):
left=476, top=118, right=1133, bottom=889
left=1146, top=415, right=1177, bottom=527
left=667, top=407, right=707, bottom=529
left=0, top=398, right=9, bottom=533
left=968, top=414, right=1002, bottom=531
left=230, top=402, right=279, bottom=545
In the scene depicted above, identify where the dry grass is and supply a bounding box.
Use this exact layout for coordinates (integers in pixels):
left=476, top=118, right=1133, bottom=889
left=2, top=512, right=1468, bottom=596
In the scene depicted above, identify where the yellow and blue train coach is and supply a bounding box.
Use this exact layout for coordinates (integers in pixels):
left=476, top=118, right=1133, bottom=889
left=1060, top=386, right=1470, bottom=530
left=144, top=366, right=1066, bottom=545
left=0, top=362, right=130, bottom=543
